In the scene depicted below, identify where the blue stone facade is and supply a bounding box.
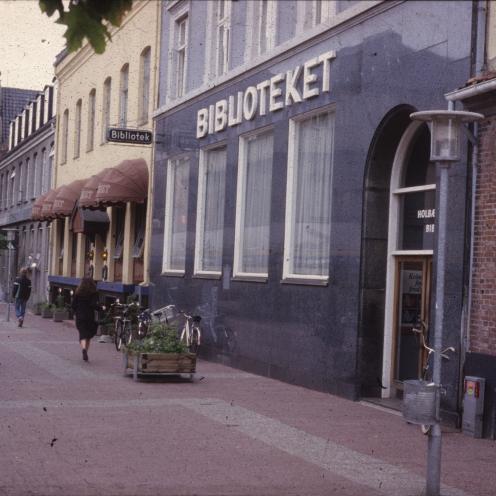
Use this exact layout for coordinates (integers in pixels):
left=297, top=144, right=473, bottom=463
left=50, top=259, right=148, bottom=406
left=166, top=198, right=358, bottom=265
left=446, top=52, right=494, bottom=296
left=152, top=0, right=475, bottom=416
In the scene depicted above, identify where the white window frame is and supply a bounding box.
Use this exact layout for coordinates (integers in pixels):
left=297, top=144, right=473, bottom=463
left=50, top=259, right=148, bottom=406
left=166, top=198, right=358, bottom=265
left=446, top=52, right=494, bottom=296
left=168, top=7, right=189, bottom=100
left=233, top=127, right=274, bottom=280
left=194, top=144, right=227, bottom=277
left=87, top=89, right=96, bottom=151
left=282, top=106, right=335, bottom=284
left=138, top=47, right=151, bottom=125
left=215, top=0, right=231, bottom=76
left=296, top=0, right=337, bottom=33
left=245, top=0, right=277, bottom=59
left=102, top=77, right=111, bottom=143
left=61, top=109, right=69, bottom=164
left=119, top=64, right=129, bottom=127
left=162, top=155, right=190, bottom=275
left=74, top=99, right=82, bottom=159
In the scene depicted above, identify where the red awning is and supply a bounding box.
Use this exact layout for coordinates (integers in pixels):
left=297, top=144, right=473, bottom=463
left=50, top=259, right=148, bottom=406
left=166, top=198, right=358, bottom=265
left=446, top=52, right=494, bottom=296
left=32, top=193, right=48, bottom=221
left=94, top=158, right=148, bottom=207
left=39, top=188, right=62, bottom=221
left=51, top=179, right=86, bottom=218
left=79, top=168, right=112, bottom=209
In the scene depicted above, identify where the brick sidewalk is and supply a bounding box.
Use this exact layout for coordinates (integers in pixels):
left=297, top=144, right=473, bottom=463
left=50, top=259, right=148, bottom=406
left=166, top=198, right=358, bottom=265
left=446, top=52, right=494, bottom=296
left=0, top=308, right=495, bottom=496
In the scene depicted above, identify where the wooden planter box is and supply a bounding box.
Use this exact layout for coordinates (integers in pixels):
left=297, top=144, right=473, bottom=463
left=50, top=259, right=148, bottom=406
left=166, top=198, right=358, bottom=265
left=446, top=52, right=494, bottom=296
left=41, top=308, right=53, bottom=318
left=123, top=350, right=196, bottom=381
left=53, top=309, right=69, bottom=322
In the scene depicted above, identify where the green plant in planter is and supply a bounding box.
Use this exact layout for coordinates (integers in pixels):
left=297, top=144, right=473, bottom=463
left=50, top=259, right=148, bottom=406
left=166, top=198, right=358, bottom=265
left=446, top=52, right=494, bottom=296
left=126, top=323, right=187, bottom=354
left=53, top=294, right=69, bottom=322
left=41, top=302, right=54, bottom=318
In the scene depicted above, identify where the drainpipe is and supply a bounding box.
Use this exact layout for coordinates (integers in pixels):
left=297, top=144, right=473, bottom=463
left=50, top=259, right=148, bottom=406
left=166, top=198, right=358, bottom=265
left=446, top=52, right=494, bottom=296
left=444, top=0, right=487, bottom=414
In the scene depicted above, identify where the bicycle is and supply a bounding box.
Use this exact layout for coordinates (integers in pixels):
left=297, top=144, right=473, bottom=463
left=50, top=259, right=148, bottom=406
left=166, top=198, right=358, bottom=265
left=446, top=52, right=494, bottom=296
left=152, top=305, right=201, bottom=353
left=135, top=308, right=152, bottom=340
left=412, top=320, right=455, bottom=434
left=111, top=301, right=135, bottom=351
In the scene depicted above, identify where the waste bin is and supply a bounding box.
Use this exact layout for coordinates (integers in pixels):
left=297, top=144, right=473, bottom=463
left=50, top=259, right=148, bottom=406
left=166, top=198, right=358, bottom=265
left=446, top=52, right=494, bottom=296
left=462, top=376, right=485, bottom=438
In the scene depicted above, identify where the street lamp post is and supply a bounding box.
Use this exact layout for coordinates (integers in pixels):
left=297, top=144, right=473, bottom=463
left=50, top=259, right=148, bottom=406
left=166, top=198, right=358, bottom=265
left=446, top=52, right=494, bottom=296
left=410, top=110, right=483, bottom=496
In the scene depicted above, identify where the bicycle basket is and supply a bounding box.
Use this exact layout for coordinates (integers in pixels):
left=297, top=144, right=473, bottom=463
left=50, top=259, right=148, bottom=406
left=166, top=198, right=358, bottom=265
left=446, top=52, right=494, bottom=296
left=402, top=380, right=439, bottom=425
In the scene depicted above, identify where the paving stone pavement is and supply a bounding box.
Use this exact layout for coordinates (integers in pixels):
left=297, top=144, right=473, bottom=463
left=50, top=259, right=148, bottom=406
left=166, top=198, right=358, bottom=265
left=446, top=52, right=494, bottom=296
left=0, top=308, right=495, bottom=496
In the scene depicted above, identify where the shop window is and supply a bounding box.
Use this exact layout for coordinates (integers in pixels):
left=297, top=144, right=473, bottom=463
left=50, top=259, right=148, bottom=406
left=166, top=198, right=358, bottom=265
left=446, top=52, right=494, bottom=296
left=283, top=109, right=335, bottom=282
left=194, top=146, right=227, bottom=275
left=234, top=129, right=274, bottom=278
left=87, top=89, right=96, bottom=151
left=162, top=156, right=190, bottom=273
left=74, top=99, right=82, bottom=159
left=61, top=109, right=69, bottom=164
left=133, top=203, right=146, bottom=258
left=119, top=64, right=129, bottom=127
left=113, top=208, right=125, bottom=260
left=102, top=77, right=111, bottom=143
left=139, top=47, right=151, bottom=124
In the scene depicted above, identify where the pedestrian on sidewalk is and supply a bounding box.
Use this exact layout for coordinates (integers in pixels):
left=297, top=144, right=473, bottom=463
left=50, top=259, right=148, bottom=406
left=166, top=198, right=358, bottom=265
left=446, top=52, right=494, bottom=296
left=12, top=267, right=32, bottom=327
left=71, top=277, right=103, bottom=362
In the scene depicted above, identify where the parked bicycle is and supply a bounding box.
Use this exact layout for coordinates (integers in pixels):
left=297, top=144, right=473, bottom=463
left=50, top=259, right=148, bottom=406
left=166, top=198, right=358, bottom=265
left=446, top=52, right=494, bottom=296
left=153, top=305, right=202, bottom=353
left=412, top=320, right=455, bottom=434
left=110, top=301, right=133, bottom=351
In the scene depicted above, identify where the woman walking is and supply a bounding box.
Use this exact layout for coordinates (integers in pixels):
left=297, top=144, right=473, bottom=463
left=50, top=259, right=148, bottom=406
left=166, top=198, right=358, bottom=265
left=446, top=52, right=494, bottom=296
left=12, top=268, right=32, bottom=327
left=71, top=278, right=102, bottom=361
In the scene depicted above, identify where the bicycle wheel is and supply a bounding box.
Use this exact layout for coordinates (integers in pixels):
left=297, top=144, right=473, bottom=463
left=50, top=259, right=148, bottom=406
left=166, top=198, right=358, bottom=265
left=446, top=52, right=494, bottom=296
left=119, top=321, right=132, bottom=349
left=114, top=320, right=123, bottom=351
left=189, top=326, right=201, bottom=353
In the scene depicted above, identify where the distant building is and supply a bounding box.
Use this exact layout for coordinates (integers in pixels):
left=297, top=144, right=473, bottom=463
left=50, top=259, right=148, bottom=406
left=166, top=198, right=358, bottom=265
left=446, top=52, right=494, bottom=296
left=0, top=85, right=55, bottom=305
left=0, top=84, right=39, bottom=158
left=46, top=0, right=160, bottom=305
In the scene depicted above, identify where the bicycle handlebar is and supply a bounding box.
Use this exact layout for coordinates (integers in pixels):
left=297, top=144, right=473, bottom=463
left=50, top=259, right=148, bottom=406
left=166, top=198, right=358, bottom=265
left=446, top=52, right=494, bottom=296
left=412, top=324, right=455, bottom=359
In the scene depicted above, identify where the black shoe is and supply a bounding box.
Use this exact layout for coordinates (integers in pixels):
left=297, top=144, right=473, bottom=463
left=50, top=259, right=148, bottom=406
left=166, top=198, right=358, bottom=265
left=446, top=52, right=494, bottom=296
left=18, top=318, right=23, bottom=328
left=82, top=349, right=88, bottom=361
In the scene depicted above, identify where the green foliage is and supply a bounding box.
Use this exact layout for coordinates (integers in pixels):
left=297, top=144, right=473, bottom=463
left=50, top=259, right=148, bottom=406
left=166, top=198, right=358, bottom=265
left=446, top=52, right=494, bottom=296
left=39, top=0, right=133, bottom=54
left=126, top=323, right=187, bottom=354
left=0, top=234, right=7, bottom=250
left=55, top=294, right=66, bottom=309
left=40, top=302, right=54, bottom=311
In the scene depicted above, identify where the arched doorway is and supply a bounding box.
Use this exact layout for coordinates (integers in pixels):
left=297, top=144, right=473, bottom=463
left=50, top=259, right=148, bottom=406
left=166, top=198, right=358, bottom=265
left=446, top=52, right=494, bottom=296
left=359, top=106, right=434, bottom=401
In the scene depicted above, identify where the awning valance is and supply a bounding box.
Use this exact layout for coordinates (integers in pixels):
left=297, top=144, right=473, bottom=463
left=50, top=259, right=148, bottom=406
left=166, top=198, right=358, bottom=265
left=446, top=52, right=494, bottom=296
left=72, top=207, right=109, bottom=238
left=40, top=187, right=62, bottom=221
left=32, top=193, right=48, bottom=221
left=51, top=179, right=86, bottom=218
left=79, top=168, right=112, bottom=209
left=94, top=158, right=148, bottom=207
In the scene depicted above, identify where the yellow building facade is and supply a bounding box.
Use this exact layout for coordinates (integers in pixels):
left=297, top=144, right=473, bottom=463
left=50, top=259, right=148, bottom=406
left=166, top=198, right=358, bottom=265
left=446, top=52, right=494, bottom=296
left=48, top=0, right=161, bottom=302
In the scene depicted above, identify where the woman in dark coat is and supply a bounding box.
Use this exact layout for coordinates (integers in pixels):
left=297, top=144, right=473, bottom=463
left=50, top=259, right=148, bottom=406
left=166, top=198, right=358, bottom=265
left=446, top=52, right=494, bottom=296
left=71, top=278, right=102, bottom=361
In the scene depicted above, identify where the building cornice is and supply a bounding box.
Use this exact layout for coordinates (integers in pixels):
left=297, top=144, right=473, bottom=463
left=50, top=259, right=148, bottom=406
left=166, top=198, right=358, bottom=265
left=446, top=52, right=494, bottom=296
left=153, top=0, right=401, bottom=120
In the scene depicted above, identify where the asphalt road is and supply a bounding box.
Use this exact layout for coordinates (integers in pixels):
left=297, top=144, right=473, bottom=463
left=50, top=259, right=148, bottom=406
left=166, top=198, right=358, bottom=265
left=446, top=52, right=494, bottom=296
left=1, top=310, right=495, bottom=496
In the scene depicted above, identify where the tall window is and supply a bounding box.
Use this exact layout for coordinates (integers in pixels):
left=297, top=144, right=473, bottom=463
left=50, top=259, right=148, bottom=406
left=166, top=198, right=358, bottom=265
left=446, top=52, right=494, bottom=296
left=162, top=156, right=190, bottom=273
left=113, top=208, right=125, bottom=260
left=216, top=0, right=231, bottom=75
left=139, top=47, right=151, bottom=124
left=174, top=15, right=188, bottom=98
left=61, top=109, right=69, bottom=164
left=27, top=155, right=35, bottom=200
left=258, top=0, right=276, bottom=55
left=87, top=89, right=96, bottom=151
left=0, top=173, right=3, bottom=209
left=19, top=161, right=26, bottom=203
left=234, top=130, right=274, bottom=278
left=74, top=99, right=82, bottom=158
left=119, top=64, right=129, bottom=127
left=9, top=169, right=15, bottom=207
left=102, top=77, right=111, bottom=143
left=283, top=110, right=335, bottom=281
left=133, top=203, right=146, bottom=258
left=297, top=0, right=337, bottom=32
left=38, top=148, right=46, bottom=195
left=194, top=147, right=227, bottom=275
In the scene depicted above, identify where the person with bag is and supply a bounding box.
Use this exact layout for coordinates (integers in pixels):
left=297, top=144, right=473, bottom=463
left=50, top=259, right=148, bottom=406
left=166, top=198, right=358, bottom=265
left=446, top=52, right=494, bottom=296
left=12, top=267, right=32, bottom=327
left=71, top=277, right=103, bottom=361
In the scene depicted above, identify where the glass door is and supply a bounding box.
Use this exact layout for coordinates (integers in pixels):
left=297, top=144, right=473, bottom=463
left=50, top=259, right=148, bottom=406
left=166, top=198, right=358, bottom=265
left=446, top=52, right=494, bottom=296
left=393, top=256, right=432, bottom=387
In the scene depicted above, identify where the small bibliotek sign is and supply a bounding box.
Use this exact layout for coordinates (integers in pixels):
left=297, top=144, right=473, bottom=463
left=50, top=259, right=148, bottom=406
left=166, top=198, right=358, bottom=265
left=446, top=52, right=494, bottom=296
left=107, top=128, right=153, bottom=144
